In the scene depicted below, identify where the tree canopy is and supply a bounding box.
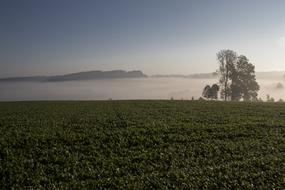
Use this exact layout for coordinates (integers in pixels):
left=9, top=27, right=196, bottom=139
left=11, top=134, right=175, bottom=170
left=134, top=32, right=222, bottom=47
left=211, top=50, right=260, bottom=101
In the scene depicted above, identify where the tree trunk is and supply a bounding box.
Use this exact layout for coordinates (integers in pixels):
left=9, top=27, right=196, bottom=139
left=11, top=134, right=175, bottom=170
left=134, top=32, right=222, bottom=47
left=224, top=64, right=229, bottom=101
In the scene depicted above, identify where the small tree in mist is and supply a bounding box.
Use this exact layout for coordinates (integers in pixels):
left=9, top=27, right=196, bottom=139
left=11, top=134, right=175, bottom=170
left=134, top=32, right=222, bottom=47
left=202, top=85, right=212, bottom=99
left=202, top=84, right=220, bottom=100
left=266, top=94, right=275, bottom=102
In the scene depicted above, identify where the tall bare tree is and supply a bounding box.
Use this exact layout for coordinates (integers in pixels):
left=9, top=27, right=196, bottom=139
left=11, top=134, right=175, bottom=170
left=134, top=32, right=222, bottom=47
left=217, top=50, right=237, bottom=101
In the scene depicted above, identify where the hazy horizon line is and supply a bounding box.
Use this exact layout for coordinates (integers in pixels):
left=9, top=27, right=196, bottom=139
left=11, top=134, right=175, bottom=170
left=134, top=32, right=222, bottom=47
left=1, top=69, right=285, bottom=79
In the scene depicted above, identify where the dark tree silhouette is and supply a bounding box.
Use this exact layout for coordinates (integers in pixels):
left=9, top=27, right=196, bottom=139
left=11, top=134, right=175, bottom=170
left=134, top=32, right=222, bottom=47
left=216, top=50, right=259, bottom=101
left=202, top=84, right=220, bottom=100
left=217, top=50, right=237, bottom=101
left=211, top=84, right=220, bottom=99
left=202, top=85, right=212, bottom=99
left=234, top=55, right=259, bottom=101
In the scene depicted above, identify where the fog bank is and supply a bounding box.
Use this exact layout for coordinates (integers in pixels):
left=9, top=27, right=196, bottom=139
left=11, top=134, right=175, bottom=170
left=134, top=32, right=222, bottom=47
left=0, top=76, right=284, bottom=101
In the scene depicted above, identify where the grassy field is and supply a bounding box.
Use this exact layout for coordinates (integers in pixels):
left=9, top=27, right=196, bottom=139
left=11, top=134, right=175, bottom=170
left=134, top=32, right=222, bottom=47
left=0, top=101, right=284, bottom=189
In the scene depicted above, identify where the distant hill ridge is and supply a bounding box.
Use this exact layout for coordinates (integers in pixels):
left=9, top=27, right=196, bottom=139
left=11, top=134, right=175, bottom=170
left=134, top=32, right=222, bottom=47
left=1, top=70, right=284, bottom=82
left=0, top=70, right=147, bottom=82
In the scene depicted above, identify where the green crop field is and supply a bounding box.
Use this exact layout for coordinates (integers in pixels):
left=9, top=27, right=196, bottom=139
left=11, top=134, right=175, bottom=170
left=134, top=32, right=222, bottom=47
left=0, top=101, right=284, bottom=189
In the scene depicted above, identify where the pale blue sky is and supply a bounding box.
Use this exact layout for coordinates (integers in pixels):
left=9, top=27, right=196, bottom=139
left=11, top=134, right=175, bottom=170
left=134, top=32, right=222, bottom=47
left=1, top=0, right=285, bottom=77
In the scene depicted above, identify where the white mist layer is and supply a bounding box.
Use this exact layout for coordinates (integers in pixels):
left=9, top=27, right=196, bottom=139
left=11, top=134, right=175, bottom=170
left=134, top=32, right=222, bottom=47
left=0, top=77, right=284, bottom=101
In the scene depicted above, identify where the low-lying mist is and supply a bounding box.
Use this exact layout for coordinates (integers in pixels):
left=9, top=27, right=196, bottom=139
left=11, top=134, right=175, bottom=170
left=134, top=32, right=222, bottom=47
left=0, top=74, right=284, bottom=101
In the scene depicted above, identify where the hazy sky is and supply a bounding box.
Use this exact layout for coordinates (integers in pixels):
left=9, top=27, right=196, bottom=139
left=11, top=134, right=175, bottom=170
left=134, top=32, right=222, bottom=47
left=1, top=0, right=285, bottom=77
